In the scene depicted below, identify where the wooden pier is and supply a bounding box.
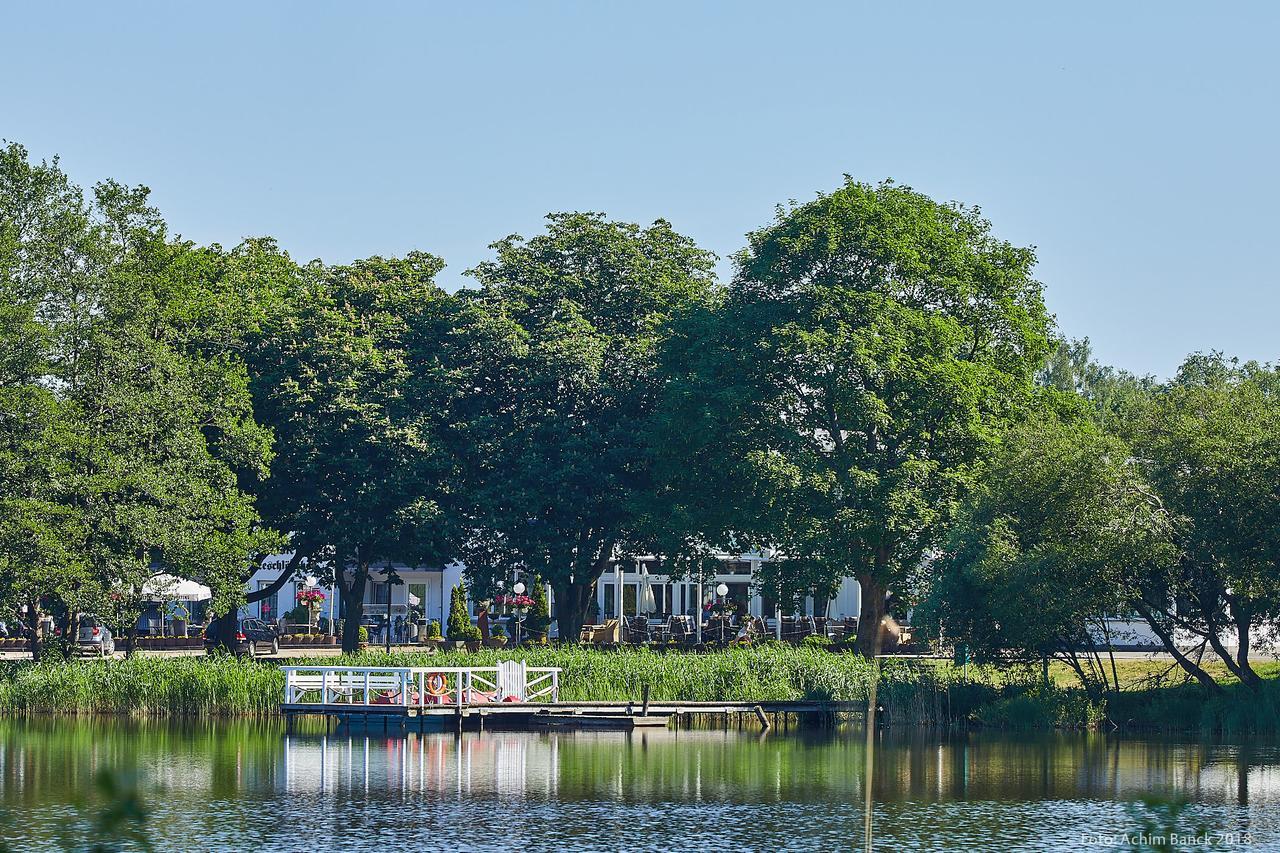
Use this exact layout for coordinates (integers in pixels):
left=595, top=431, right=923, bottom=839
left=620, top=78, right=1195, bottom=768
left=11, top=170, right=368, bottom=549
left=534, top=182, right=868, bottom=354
left=280, top=664, right=864, bottom=732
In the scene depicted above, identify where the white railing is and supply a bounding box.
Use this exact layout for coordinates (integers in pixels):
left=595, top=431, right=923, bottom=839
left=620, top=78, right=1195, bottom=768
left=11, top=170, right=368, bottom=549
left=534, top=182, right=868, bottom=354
left=282, top=662, right=560, bottom=707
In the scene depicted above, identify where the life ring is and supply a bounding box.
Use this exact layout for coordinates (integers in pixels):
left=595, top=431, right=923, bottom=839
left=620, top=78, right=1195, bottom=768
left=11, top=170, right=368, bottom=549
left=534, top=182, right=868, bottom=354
left=425, top=673, right=449, bottom=696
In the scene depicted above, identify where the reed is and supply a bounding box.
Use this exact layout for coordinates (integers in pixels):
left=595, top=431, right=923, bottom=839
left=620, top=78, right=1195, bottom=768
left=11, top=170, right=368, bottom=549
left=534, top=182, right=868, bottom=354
left=0, top=646, right=908, bottom=716
left=0, top=656, right=283, bottom=716
left=2, top=646, right=1274, bottom=732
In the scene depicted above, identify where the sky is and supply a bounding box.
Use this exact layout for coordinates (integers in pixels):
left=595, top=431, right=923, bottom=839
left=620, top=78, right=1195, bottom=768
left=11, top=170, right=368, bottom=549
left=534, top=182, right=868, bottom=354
left=3, top=2, right=1277, bottom=378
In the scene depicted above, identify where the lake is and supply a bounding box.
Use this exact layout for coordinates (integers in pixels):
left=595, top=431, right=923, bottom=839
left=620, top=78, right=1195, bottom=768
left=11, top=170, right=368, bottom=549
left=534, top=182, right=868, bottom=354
left=1, top=718, right=1276, bottom=851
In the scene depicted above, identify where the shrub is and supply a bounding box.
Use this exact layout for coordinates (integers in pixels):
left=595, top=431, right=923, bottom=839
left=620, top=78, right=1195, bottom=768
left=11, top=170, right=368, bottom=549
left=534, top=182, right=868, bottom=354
left=973, top=684, right=1105, bottom=729
left=801, top=634, right=832, bottom=648
left=446, top=583, right=473, bottom=641
left=526, top=577, right=551, bottom=639
left=425, top=620, right=442, bottom=639
left=357, top=626, right=369, bottom=645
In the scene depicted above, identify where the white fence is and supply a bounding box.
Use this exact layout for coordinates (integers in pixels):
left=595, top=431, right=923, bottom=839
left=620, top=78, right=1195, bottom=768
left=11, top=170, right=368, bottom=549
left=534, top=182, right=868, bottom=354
left=282, top=662, right=560, bottom=707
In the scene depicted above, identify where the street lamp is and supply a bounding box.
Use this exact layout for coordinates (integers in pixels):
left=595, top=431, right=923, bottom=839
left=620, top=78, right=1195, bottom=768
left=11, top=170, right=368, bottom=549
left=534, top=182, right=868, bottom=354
left=716, top=583, right=729, bottom=644
left=512, top=582, right=527, bottom=647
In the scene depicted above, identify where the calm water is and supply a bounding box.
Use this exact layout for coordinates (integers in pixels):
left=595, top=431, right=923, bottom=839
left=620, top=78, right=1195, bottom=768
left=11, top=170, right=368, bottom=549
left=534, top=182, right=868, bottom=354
left=1, top=718, right=1278, bottom=851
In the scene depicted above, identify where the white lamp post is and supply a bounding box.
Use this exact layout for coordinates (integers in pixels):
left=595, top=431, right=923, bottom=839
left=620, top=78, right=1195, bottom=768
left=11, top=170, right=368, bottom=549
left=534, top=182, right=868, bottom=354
left=716, top=583, right=729, bottom=643
left=512, top=581, right=527, bottom=646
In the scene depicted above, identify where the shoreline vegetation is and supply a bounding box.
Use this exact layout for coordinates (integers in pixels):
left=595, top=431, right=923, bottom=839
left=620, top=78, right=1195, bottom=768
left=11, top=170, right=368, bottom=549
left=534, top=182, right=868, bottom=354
left=0, top=647, right=1275, bottom=736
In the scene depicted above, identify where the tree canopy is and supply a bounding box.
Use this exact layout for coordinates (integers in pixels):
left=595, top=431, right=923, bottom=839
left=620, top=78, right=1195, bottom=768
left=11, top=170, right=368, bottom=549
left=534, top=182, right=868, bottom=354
left=449, top=212, right=719, bottom=641
left=242, top=247, right=460, bottom=651
left=661, top=179, right=1053, bottom=653
left=0, top=143, right=276, bottom=656
left=3, top=141, right=1275, bottom=683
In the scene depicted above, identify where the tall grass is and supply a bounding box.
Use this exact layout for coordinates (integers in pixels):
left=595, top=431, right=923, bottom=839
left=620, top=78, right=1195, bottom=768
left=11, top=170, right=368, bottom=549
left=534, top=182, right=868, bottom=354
left=0, top=646, right=916, bottom=717
left=2, top=646, right=1275, bottom=732
left=0, top=656, right=283, bottom=716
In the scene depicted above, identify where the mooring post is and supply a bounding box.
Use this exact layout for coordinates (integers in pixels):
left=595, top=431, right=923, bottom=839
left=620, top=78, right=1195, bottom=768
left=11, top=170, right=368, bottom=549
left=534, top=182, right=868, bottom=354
left=754, top=705, right=769, bottom=729
left=641, top=684, right=650, bottom=717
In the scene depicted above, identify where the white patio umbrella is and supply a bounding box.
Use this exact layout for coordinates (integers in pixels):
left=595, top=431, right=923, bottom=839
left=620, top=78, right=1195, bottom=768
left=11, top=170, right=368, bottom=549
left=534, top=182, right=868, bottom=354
left=140, top=574, right=211, bottom=601
left=638, top=564, right=657, bottom=615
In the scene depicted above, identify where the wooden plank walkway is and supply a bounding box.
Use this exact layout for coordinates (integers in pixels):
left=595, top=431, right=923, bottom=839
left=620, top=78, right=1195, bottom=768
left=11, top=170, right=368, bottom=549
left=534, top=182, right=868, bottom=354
left=281, top=699, right=866, bottom=717
left=279, top=664, right=867, bottom=731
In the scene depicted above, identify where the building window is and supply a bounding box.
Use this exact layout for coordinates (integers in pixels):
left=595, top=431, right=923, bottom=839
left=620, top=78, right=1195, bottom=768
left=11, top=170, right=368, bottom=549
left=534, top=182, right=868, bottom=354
left=257, top=580, right=275, bottom=621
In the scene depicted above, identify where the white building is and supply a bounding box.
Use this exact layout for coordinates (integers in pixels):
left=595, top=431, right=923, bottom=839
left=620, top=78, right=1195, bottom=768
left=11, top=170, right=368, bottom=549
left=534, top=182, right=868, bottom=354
left=242, top=552, right=1168, bottom=649
left=243, top=552, right=867, bottom=635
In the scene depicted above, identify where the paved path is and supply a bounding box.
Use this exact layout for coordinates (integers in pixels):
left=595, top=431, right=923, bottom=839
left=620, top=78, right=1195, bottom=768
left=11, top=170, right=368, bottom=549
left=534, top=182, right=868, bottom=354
left=0, top=644, right=447, bottom=660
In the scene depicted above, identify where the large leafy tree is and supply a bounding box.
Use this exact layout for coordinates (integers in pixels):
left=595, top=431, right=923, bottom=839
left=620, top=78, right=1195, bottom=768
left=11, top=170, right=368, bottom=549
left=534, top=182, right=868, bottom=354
left=667, top=179, right=1052, bottom=654
left=923, top=406, right=1174, bottom=698
left=451, top=212, right=718, bottom=642
left=0, top=143, right=277, bottom=656
left=1130, top=353, right=1280, bottom=689
left=245, top=249, right=459, bottom=652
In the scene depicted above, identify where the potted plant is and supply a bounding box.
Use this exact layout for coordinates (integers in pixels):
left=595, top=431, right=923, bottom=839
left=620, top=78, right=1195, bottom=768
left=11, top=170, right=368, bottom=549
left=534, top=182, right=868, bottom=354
left=420, top=619, right=443, bottom=649
left=446, top=582, right=475, bottom=650
left=486, top=624, right=508, bottom=649
left=526, top=578, right=551, bottom=644
left=167, top=601, right=190, bottom=638
left=357, top=625, right=369, bottom=650
left=296, top=588, right=325, bottom=631
left=463, top=624, right=483, bottom=652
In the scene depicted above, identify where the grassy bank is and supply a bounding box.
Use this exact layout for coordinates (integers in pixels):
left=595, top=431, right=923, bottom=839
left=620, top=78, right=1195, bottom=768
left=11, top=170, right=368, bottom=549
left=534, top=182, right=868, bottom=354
left=0, top=646, right=1275, bottom=733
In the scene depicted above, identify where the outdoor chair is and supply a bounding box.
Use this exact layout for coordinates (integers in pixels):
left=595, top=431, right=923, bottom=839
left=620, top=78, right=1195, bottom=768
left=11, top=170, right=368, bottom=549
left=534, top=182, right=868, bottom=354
left=586, top=618, right=620, bottom=645
left=624, top=616, right=650, bottom=644
left=665, top=615, right=694, bottom=645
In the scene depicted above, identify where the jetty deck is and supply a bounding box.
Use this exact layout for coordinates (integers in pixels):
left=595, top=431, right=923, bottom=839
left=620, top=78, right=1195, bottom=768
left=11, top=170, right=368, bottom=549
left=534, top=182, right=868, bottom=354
left=280, top=664, right=864, bottom=731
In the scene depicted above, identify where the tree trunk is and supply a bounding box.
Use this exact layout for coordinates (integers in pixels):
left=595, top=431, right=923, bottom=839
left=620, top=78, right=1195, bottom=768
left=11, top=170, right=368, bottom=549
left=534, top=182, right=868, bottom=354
left=554, top=580, right=595, bottom=644
left=209, top=552, right=304, bottom=654
left=1231, top=605, right=1262, bottom=689
left=211, top=609, right=239, bottom=654
left=1135, top=603, right=1222, bottom=694
left=25, top=603, right=41, bottom=663
left=341, top=564, right=368, bottom=654
left=854, top=574, right=887, bottom=658
left=58, top=612, right=75, bottom=660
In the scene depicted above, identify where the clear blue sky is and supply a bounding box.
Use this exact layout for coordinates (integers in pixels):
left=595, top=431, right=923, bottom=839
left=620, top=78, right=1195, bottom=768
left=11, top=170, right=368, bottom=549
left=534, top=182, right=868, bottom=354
left=4, top=2, right=1277, bottom=377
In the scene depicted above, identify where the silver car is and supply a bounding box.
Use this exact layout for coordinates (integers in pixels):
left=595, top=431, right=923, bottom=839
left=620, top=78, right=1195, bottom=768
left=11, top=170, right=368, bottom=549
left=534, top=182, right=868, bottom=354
left=76, top=616, right=116, bottom=657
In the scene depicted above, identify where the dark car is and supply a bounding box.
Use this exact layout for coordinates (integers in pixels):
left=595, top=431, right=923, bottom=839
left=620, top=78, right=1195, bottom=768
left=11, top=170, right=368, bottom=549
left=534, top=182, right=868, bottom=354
left=204, top=617, right=279, bottom=657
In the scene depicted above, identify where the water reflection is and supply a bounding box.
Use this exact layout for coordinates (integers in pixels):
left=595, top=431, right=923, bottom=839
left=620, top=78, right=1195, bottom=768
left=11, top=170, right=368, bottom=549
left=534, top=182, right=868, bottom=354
left=2, top=719, right=1278, bottom=850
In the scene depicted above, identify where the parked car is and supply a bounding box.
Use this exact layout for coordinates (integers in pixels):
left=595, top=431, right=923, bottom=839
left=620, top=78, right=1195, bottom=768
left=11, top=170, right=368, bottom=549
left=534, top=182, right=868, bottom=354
left=204, top=617, right=279, bottom=657
left=76, top=616, right=116, bottom=657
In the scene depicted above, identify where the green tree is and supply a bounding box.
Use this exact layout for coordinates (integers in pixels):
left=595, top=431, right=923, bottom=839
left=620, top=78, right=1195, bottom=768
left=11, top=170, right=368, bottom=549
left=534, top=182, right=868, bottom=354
left=450, top=212, right=718, bottom=642
left=445, top=582, right=477, bottom=641
left=666, top=179, right=1052, bottom=655
left=1038, top=336, right=1155, bottom=433
left=1131, top=353, right=1280, bottom=689
left=244, top=249, right=459, bottom=652
left=0, top=143, right=277, bottom=656
left=525, top=575, right=551, bottom=642
left=923, top=406, right=1174, bottom=698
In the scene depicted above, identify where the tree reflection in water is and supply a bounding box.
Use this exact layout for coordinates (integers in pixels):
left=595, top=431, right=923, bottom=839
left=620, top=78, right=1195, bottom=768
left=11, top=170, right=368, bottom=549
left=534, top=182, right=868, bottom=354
left=1, top=719, right=1278, bottom=850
